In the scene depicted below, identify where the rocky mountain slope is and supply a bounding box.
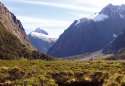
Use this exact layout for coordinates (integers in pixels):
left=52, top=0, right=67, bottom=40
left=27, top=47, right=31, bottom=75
left=0, top=2, right=32, bottom=48
left=103, top=31, right=125, bottom=54
left=48, top=4, right=125, bottom=57
left=0, top=2, right=51, bottom=59
left=28, top=28, right=56, bottom=53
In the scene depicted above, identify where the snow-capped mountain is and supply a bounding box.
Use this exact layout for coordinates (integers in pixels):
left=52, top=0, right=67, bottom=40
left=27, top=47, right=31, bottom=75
left=34, top=27, right=48, bottom=35
left=100, top=4, right=125, bottom=17
left=28, top=28, right=57, bottom=53
left=48, top=4, right=125, bottom=57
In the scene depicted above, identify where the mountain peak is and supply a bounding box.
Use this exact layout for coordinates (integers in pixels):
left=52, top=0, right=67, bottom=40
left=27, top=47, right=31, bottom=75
left=100, top=4, right=125, bottom=17
left=34, top=28, right=48, bottom=35
left=48, top=4, right=125, bottom=57
left=29, top=28, right=57, bottom=53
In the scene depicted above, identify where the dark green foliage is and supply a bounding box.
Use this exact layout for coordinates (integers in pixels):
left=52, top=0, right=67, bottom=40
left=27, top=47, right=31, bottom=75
left=31, top=50, right=52, bottom=60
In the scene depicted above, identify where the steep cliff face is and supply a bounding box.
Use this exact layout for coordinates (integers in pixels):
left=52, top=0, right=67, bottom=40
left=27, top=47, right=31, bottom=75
left=0, top=2, right=32, bottom=48
left=103, top=31, right=125, bottom=54
left=48, top=4, right=125, bottom=57
left=102, top=30, right=125, bottom=60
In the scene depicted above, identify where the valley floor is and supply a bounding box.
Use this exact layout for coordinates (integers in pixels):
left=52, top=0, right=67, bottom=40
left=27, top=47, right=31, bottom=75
left=0, top=59, right=125, bottom=86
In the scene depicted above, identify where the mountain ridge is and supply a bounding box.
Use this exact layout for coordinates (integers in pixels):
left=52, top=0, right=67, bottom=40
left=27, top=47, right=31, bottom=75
left=48, top=4, right=125, bottom=57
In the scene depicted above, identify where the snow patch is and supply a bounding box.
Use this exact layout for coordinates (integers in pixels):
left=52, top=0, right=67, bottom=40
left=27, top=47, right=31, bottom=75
left=30, top=32, right=55, bottom=43
left=120, top=14, right=125, bottom=18
left=75, top=19, right=81, bottom=25
left=75, top=18, right=90, bottom=26
left=34, top=28, right=48, bottom=35
left=113, top=33, right=117, bottom=38
left=94, top=14, right=109, bottom=22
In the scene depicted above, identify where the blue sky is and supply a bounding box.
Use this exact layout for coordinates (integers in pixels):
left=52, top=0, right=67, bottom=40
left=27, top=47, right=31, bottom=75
left=1, top=0, right=125, bottom=38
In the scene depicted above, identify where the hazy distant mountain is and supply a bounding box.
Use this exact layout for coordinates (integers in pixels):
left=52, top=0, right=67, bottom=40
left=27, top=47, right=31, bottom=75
left=28, top=28, right=56, bottom=53
left=34, top=28, right=48, bottom=35
left=48, top=4, right=125, bottom=57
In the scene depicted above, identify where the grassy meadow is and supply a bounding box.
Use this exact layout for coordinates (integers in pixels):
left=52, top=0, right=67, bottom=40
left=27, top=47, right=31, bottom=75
left=0, top=59, right=125, bottom=86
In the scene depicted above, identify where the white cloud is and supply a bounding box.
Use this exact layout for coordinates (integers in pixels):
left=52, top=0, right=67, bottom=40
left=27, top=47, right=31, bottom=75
left=17, top=16, right=71, bottom=28
left=9, top=0, right=99, bottom=13
left=11, top=0, right=125, bottom=11
left=9, top=0, right=125, bottom=19
left=3, top=0, right=125, bottom=37
left=17, top=16, right=72, bottom=38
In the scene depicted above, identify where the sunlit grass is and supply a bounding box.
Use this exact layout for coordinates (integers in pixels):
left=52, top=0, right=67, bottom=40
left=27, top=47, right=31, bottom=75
left=0, top=59, right=125, bottom=86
